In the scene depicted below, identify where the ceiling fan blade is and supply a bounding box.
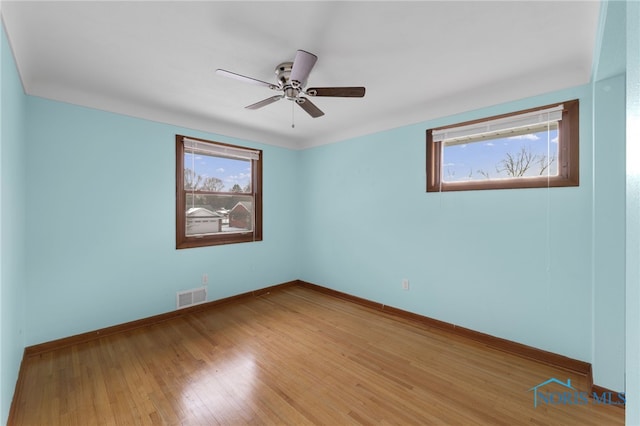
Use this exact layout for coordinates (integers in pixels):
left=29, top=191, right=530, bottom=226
left=216, top=69, right=276, bottom=89
left=296, top=97, right=324, bottom=118
left=306, top=87, right=366, bottom=97
left=290, top=50, right=317, bottom=88
left=245, top=95, right=283, bottom=110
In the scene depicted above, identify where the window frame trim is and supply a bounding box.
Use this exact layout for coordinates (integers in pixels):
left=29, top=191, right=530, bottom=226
left=176, top=134, right=263, bottom=249
left=426, top=99, right=579, bottom=192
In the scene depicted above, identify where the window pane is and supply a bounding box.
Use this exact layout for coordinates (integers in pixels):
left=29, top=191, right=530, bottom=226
left=442, top=127, right=559, bottom=183
left=184, top=152, right=251, bottom=192
left=185, top=193, right=254, bottom=236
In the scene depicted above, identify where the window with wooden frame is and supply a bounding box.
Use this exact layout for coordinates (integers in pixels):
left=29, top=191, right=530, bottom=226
left=176, top=135, right=262, bottom=249
left=427, top=100, right=579, bottom=192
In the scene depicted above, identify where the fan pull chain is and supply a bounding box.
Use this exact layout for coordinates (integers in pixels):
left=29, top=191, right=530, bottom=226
left=291, top=101, right=295, bottom=128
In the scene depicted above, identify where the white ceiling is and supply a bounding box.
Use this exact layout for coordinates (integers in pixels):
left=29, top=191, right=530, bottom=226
left=2, top=1, right=600, bottom=150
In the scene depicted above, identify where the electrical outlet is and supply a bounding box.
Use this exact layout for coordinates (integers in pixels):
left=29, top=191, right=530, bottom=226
left=202, top=273, right=209, bottom=285
left=402, top=279, right=409, bottom=290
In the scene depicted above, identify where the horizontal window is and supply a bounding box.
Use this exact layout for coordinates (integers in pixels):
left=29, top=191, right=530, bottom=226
left=427, top=100, right=579, bottom=192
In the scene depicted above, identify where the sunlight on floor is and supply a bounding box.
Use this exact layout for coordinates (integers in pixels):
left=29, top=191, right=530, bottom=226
left=181, top=353, right=257, bottom=423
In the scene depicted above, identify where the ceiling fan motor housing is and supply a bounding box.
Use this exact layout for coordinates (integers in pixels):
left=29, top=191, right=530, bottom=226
left=275, top=62, right=302, bottom=100
left=275, top=62, right=293, bottom=87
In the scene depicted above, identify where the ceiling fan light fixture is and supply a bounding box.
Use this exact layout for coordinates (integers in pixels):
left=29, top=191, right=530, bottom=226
left=275, top=62, right=292, bottom=87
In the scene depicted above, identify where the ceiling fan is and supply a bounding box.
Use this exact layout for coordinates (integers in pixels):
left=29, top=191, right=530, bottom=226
left=216, top=49, right=365, bottom=119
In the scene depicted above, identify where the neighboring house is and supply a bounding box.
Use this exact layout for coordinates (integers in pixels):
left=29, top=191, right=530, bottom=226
left=229, top=202, right=252, bottom=229
left=186, top=207, right=223, bottom=235
left=215, top=208, right=230, bottom=225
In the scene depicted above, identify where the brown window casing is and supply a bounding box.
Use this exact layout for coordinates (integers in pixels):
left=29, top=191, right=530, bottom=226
left=426, top=99, right=579, bottom=192
left=176, top=135, right=263, bottom=249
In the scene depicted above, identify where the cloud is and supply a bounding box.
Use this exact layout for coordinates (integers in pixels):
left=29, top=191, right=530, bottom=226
left=508, top=134, right=540, bottom=141
left=216, top=168, right=225, bottom=173
left=485, top=142, right=494, bottom=146
left=225, top=172, right=251, bottom=184
left=444, top=162, right=456, bottom=167
left=551, top=136, right=559, bottom=144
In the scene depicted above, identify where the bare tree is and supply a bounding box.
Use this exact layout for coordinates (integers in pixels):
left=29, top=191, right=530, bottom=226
left=184, top=168, right=203, bottom=190
left=537, top=154, right=557, bottom=175
left=477, top=169, right=490, bottom=179
left=185, top=169, right=225, bottom=191
left=200, top=177, right=224, bottom=192
left=446, top=168, right=456, bottom=180
left=495, top=146, right=557, bottom=178
left=496, top=146, right=537, bottom=177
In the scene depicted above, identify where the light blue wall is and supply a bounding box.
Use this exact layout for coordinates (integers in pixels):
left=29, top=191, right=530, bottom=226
left=592, top=74, right=625, bottom=392
left=0, top=20, right=27, bottom=426
left=25, top=97, right=301, bottom=345
left=591, top=0, right=627, bottom=394
left=626, top=0, right=640, bottom=423
left=300, top=85, right=594, bottom=362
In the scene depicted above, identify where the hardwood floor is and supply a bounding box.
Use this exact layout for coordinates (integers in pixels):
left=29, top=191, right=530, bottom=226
left=10, top=286, right=623, bottom=425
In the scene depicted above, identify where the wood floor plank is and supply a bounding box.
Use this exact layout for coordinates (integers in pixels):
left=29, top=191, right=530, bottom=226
left=11, top=286, right=624, bottom=425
